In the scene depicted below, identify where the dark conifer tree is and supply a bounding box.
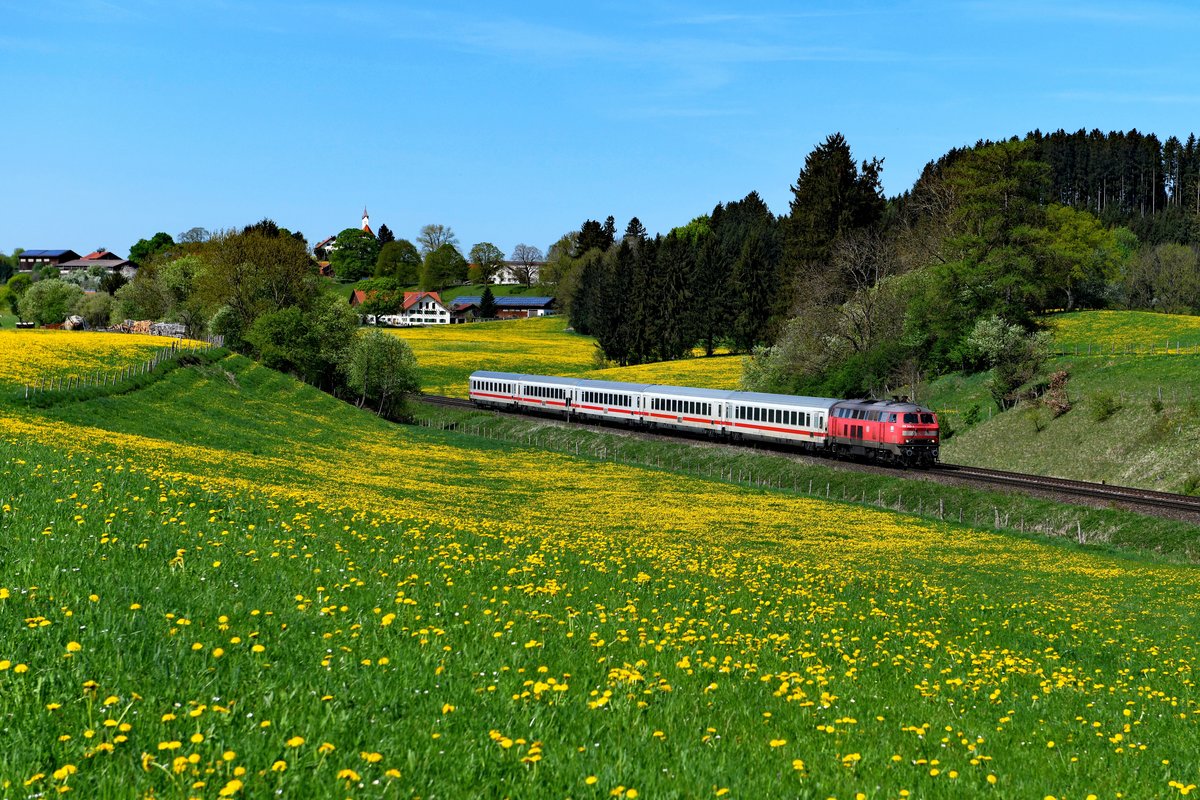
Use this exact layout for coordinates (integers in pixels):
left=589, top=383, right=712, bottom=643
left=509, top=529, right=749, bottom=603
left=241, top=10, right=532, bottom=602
left=576, top=219, right=606, bottom=256
left=730, top=225, right=779, bottom=352
left=601, top=216, right=617, bottom=250
left=376, top=224, right=396, bottom=246
left=690, top=228, right=729, bottom=356
left=624, top=217, right=648, bottom=242
left=567, top=250, right=605, bottom=335
left=781, top=133, right=885, bottom=312
left=479, top=285, right=497, bottom=319
left=653, top=231, right=696, bottom=361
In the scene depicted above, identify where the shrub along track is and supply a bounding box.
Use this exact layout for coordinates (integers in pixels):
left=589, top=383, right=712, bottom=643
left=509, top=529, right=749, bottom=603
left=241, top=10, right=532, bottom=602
left=418, top=393, right=1200, bottom=524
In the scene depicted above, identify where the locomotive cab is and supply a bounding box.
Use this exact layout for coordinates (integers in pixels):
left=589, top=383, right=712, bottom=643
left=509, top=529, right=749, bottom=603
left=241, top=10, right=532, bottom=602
left=829, top=400, right=940, bottom=467
left=894, top=409, right=939, bottom=466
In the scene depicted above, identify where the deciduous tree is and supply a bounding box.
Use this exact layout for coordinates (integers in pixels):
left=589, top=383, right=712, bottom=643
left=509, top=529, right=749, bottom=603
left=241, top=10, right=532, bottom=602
left=129, top=232, right=175, bottom=267
left=375, top=240, right=422, bottom=285
left=420, top=243, right=468, bottom=291
left=417, top=224, right=458, bottom=255
left=469, top=242, right=506, bottom=284
left=18, top=279, right=84, bottom=325
left=330, top=227, right=380, bottom=282
left=508, top=243, right=543, bottom=286
left=343, top=330, right=420, bottom=419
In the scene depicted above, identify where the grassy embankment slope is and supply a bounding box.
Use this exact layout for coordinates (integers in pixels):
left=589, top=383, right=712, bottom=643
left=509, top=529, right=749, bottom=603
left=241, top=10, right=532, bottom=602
left=938, top=311, right=1200, bottom=492
left=2, top=333, right=1200, bottom=796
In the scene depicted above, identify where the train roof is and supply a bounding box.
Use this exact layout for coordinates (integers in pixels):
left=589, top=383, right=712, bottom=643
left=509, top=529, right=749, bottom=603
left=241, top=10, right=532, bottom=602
left=833, top=398, right=932, bottom=413
left=471, top=371, right=586, bottom=387
left=469, top=372, right=847, bottom=408
left=571, top=377, right=653, bottom=392
left=735, top=391, right=840, bottom=410
left=644, top=384, right=737, bottom=400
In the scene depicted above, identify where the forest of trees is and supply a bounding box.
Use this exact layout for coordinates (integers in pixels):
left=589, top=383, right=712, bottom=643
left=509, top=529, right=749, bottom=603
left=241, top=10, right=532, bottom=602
left=557, top=129, right=1200, bottom=404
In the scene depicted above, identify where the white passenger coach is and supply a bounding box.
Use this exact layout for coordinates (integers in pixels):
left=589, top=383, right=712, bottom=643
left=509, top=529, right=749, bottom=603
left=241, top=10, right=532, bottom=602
left=468, top=371, right=839, bottom=451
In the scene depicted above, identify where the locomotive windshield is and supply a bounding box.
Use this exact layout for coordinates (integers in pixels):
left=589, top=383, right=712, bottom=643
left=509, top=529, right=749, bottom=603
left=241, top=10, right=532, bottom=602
left=920, top=413, right=936, bottom=424
left=903, top=413, right=918, bottom=423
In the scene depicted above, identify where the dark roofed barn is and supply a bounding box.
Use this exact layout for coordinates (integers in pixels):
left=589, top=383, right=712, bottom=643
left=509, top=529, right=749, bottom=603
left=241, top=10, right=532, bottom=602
left=451, top=296, right=555, bottom=320
left=18, top=250, right=81, bottom=272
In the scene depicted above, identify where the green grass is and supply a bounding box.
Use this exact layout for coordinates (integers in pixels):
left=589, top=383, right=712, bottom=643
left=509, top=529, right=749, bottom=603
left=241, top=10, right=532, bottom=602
left=936, top=354, right=1200, bottom=492
left=319, top=277, right=552, bottom=303
left=4, top=356, right=1200, bottom=796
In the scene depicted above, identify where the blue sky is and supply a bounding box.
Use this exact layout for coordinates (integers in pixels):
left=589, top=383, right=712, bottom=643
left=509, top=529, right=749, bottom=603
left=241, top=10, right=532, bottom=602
left=3, top=1, right=1200, bottom=260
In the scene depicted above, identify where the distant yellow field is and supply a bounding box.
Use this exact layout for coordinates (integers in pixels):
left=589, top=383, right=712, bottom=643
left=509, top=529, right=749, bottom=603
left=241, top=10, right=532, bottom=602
left=0, top=329, right=209, bottom=388
left=389, top=318, right=745, bottom=395
left=585, top=354, right=744, bottom=389
left=1045, top=310, right=1200, bottom=353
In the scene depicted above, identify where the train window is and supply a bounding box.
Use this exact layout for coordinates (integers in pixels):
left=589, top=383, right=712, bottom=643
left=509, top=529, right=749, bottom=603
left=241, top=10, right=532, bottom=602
left=903, top=413, right=918, bottom=423
left=920, top=413, right=935, bottom=424
left=754, top=407, right=761, bottom=422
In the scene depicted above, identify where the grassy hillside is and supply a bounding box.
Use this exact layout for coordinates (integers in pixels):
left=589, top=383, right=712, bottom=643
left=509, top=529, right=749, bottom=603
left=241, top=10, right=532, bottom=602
left=0, top=330, right=210, bottom=391
left=1044, top=310, right=1200, bottom=354
left=3, top=343, right=1200, bottom=795
left=935, top=311, right=1200, bottom=492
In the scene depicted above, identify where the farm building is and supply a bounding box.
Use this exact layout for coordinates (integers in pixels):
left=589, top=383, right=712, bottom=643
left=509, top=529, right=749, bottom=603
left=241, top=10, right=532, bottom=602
left=56, top=249, right=136, bottom=279
left=451, top=295, right=556, bottom=319
left=17, top=249, right=80, bottom=272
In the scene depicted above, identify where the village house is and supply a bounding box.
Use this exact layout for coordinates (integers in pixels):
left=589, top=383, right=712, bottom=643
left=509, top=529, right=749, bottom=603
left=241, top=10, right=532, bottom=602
left=378, top=291, right=452, bottom=326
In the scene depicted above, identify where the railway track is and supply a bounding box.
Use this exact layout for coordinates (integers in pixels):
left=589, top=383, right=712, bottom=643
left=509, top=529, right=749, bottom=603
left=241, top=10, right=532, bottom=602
left=416, top=393, right=1200, bottom=521
left=930, top=463, right=1200, bottom=516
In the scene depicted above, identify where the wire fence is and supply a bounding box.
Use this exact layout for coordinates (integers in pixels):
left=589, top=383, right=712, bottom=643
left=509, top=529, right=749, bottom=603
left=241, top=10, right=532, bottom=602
left=22, top=337, right=222, bottom=401
left=1052, top=340, right=1200, bottom=356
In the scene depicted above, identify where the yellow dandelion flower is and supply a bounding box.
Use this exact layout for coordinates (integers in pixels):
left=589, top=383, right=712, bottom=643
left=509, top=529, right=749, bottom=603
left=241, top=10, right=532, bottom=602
left=217, top=779, right=243, bottom=796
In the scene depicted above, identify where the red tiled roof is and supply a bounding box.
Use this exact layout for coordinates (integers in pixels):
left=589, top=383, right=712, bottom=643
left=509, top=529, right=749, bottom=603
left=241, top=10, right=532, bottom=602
left=402, top=291, right=444, bottom=311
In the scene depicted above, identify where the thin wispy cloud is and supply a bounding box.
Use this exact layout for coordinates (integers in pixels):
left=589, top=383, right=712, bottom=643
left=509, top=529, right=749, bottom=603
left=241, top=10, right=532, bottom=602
left=966, top=0, right=1200, bottom=27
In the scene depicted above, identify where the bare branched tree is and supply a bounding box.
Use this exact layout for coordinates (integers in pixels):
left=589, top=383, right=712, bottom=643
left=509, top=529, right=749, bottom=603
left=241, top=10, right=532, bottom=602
left=417, top=224, right=458, bottom=256
left=509, top=243, right=544, bottom=286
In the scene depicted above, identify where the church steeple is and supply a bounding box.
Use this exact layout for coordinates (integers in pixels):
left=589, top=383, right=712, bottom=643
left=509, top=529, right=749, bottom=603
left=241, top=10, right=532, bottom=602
left=361, top=206, right=373, bottom=236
